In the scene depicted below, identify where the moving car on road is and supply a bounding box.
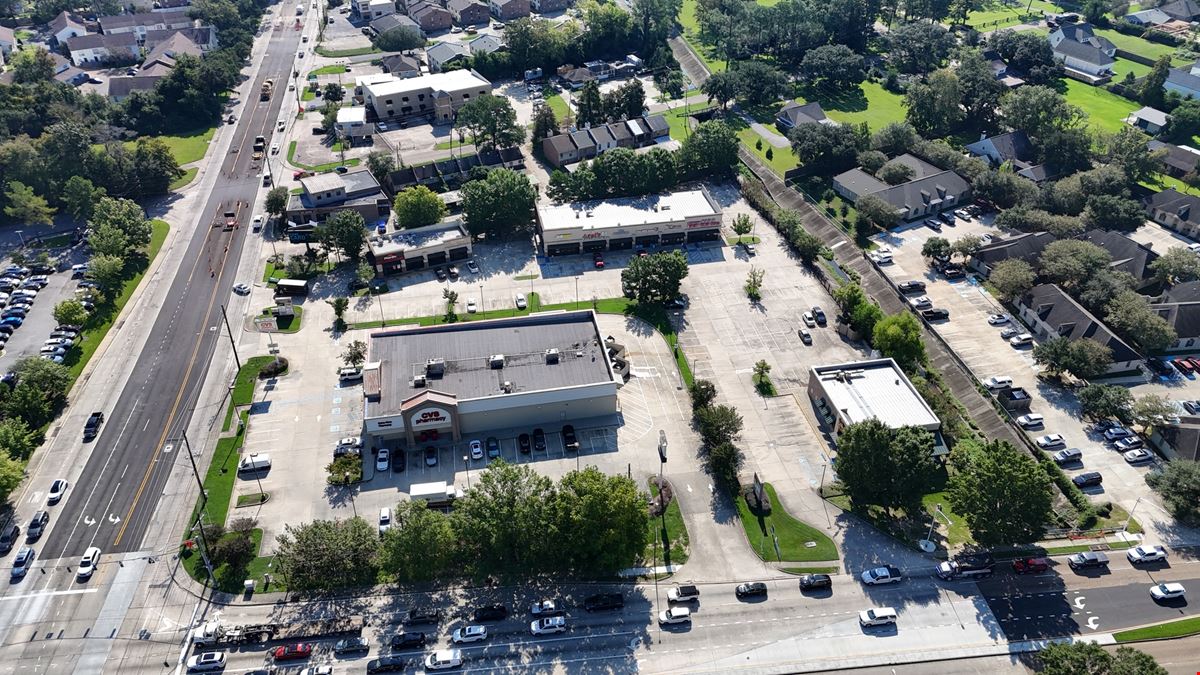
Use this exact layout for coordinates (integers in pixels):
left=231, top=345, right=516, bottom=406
left=186, top=652, right=226, bottom=672
left=1011, top=557, right=1050, bottom=574
left=736, top=581, right=769, bottom=597
left=861, top=566, right=902, bottom=585
left=473, top=604, right=508, bottom=621
left=333, top=636, right=369, bottom=655
left=668, top=584, right=700, bottom=602
left=1150, top=583, right=1186, bottom=601
left=389, top=632, right=426, bottom=649
left=83, top=411, right=104, bottom=440
left=10, top=546, right=34, bottom=580
left=583, top=593, right=623, bottom=611
left=659, top=607, right=692, bottom=625
left=859, top=607, right=897, bottom=627
left=47, top=479, right=67, bottom=504
left=272, top=643, right=313, bottom=661
left=530, top=599, right=564, bottom=616
left=425, top=649, right=463, bottom=670
left=366, top=656, right=407, bottom=673
left=76, top=546, right=101, bottom=579
left=452, top=625, right=487, bottom=644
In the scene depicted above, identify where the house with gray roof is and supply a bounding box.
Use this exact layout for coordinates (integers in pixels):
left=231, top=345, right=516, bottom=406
left=1127, top=106, right=1171, bottom=135
left=287, top=168, right=389, bottom=223
left=381, top=53, right=422, bottom=77
left=468, top=33, right=503, bottom=56
left=589, top=124, right=616, bottom=153
left=774, top=102, right=836, bottom=131
left=569, top=129, right=596, bottom=160
left=371, top=13, right=423, bottom=38
left=1082, top=229, right=1161, bottom=290
left=1166, top=61, right=1200, bottom=99
left=1151, top=294, right=1200, bottom=353
left=1148, top=187, right=1200, bottom=239
left=107, top=74, right=162, bottom=101
left=1148, top=140, right=1200, bottom=177
left=965, top=130, right=1051, bottom=183
left=447, top=0, right=490, bottom=25
left=969, top=231, right=1054, bottom=276
left=0, top=26, right=16, bottom=60
left=1015, top=284, right=1143, bottom=373
left=427, top=41, right=470, bottom=72
left=50, top=11, right=88, bottom=46
left=1048, top=22, right=1115, bottom=78
left=982, top=49, right=1025, bottom=88
left=98, top=9, right=193, bottom=36
left=1160, top=0, right=1200, bottom=21
left=833, top=153, right=971, bottom=223
left=408, top=1, right=453, bottom=33
left=541, top=133, right=578, bottom=167
left=531, top=0, right=572, bottom=11
left=67, top=32, right=139, bottom=65
left=1126, top=7, right=1172, bottom=24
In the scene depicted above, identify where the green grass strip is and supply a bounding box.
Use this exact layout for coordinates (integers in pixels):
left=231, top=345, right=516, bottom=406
left=736, top=483, right=838, bottom=562
left=1115, top=616, right=1200, bottom=642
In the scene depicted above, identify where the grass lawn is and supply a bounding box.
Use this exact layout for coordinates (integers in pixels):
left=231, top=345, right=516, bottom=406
left=921, top=492, right=973, bottom=548
left=677, top=0, right=727, bottom=74
left=1110, top=58, right=1151, bottom=80
left=736, top=483, right=838, bottom=563
left=67, top=220, right=169, bottom=381
left=1062, top=79, right=1139, bottom=134
left=545, top=93, right=570, bottom=120
left=781, top=566, right=840, bottom=574
left=797, top=81, right=906, bottom=130
left=435, top=135, right=476, bottom=150
left=1143, top=172, right=1200, bottom=196
left=170, top=167, right=199, bottom=191
left=315, top=45, right=379, bottom=58
left=1041, top=539, right=1136, bottom=555
left=301, top=88, right=316, bottom=101
left=40, top=233, right=73, bottom=248
left=737, top=126, right=799, bottom=175
left=662, top=105, right=712, bottom=141
left=1093, top=27, right=1191, bottom=64
left=121, top=126, right=216, bottom=166
left=309, top=64, right=348, bottom=76
left=222, top=354, right=278, bottom=432
left=645, top=479, right=690, bottom=567
left=286, top=140, right=361, bottom=172
left=258, top=306, right=303, bottom=334
left=1114, top=616, right=1200, bottom=642
left=826, top=469, right=973, bottom=551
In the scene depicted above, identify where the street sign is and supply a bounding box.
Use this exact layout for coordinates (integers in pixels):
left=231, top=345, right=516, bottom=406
left=254, top=316, right=278, bottom=332
left=658, top=430, right=667, bottom=464
left=752, top=472, right=766, bottom=506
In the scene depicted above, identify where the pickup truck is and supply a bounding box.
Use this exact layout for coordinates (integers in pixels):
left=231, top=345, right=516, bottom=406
left=1066, top=551, right=1109, bottom=570
left=222, top=211, right=237, bottom=230
left=861, top=565, right=903, bottom=585
left=252, top=135, right=265, bottom=160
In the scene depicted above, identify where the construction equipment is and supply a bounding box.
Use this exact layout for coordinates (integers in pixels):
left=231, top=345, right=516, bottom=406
left=260, top=79, right=274, bottom=101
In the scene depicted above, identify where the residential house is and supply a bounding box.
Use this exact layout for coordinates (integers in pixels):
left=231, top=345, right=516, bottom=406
left=1151, top=281, right=1200, bottom=353
left=539, top=114, right=667, bottom=168
left=1047, top=22, right=1115, bottom=78
left=50, top=11, right=88, bottom=46
left=426, top=41, right=470, bottom=72
left=1127, top=106, right=1171, bottom=135
left=107, top=75, right=162, bottom=101
left=371, top=14, right=423, bottom=38
left=98, top=9, right=193, bottom=37
left=541, top=134, right=578, bottom=167
left=832, top=153, right=971, bottom=222
left=144, top=26, right=217, bottom=52
left=1015, top=284, right=1144, bottom=374
left=1149, top=140, right=1200, bottom=177
left=362, top=70, right=492, bottom=124
left=408, top=1, right=453, bottom=32
left=489, top=0, right=530, bottom=21
left=365, top=0, right=397, bottom=18
left=387, top=147, right=521, bottom=192
left=588, top=124, right=616, bottom=153
left=774, top=102, right=837, bottom=132
left=1165, top=61, right=1200, bottom=99
left=642, top=114, right=669, bottom=140
left=1082, top=229, right=1160, bottom=290
left=560, top=66, right=594, bottom=88
left=468, top=33, right=503, bottom=56
left=1159, top=0, right=1200, bottom=21
left=286, top=169, right=390, bottom=223
left=1125, top=7, right=1172, bottom=25
left=569, top=129, right=596, bottom=160
left=0, top=26, right=15, bottom=60
left=530, top=0, right=571, bottom=11
left=140, top=31, right=201, bottom=70
left=381, top=53, right=422, bottom=77
left=1148, top=188, right=1200, bottom=239
left=447, top=0, right=489, bottom=25
left=964, top=130, right=1051, bottom=182
left=969, top=232, right=1054, bottom=276
left=67, top=32, right=140, bottom=65
left=608, top=119, right=634, bottom=148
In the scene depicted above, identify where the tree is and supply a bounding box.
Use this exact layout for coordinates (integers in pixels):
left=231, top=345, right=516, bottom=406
left=888, top=22, right=954, bottom=73
left=576, top=80, right=605, bottom=125
left=1102, top=126, right=1164, bottom=184
left=1033, top=336, right=1113, bottom=380
left=732, top=214, right=754, bottom=237
left=1106, top=289, right=1177, bottom=352
left=1152, top=246, right=1200, bottom=286
left=316, top=210, right=367, bottom=262
left=273, top=517, right=380, bottom=591
left=1039, top=240, right=1111, bottom=289
left=801, top=45, right=866, bottom=89
left=1080, top=269, right=1136, bottom=313
left=452, top=461, right=556, bottom=572
left=695, top=404, right=743, bottom=449
left=61, top=176, right=105, bottom=223
left=677, top=120, right=739, bottom=178
left=731, top=61, right=788, bottom=105
left=531, top=104, right=559, bottom=143
left=10, top=46, right=56, bottom=84
left=88, top=254, right=126, bottom=295
left=604, top=78, right=646, bottom=119
left=878, top=159, right=916, bottom=185
left=856, top=194, right=900, bottom=227
left=701, top=70, right=739, bottom=110
left=835, top=419, right=937, bottom=511
left=1078, top=384, right=1133, bottom=423
left=905, top=69, right=963, bottom=137
left=88, top=223, right=130, bottom=259
left=265, top=186, right=289, bottom=220
left=455, top=94, right=526, bottom=151
left=624, top=249, right=691, bottom=302
left=951, top=234, right=982, bottom=262
left=326, top=297, right=349, bottom=330
left=551, top=467, right=649, bottom=574
left=373, top=25, right=424, bottom=51
left=948, top=440, right=1053, bottom=546
left=706, top=442, right=744, bottom=494
left=1146, top=459, right=1200, bottom=524
left=1165, top=98, right=1200, bottom=143
left=921, top=236, right=951, bottom=261
left=0, top=445, right=23, bottom=502
left=689, top=379, right=717, bottom=411
left=4, top=181, right=54, bottom=225
left=1038, top=642, right=1166, bottom=675
left=393, top=186, right=447, bottom=229
left=0, top=418, right=36, bottom=462
left=1001, top=85, right=1084, bottom=141
left=323, top=82, right=345, bottom=102
left=91, top=197, right=151, bottom=250
left=461, top=169, right=537, bottom=238
left=850, top=302, right=883, bottom=337
left=133, top=137, right=184, bottom=194
left=14, top=356, right=72, bottom=402
left=957, top=50, right=1006, bottom=125
left=341, top=340, right=367, bottom=367
left=972, top=170, right=1038, bottom=209
left=377, top=499, right=458, bottom=581
left=873, top=313, right=926, bottom=371
left=752, top=359, right=772, bottom=394
left=871, top=123, right=920, bottom=156
left=654, top=69, right=686, bottom=100
left=53, top=299, right=90, bottom=327
left=1132, top=394, right=1180, bottom=431
left=832, top=282, right=867, bottom=316
left=3, top=384, right=51, bottom=429
left=987, top=30, right=1061, bottom=86
left=788, top=122, right=866, bottom=175
left=857, top=150, right=888, bottom=173
left=1140, top=56, right=1170, bottom=109
left=744, top=266, right=765, bottom=301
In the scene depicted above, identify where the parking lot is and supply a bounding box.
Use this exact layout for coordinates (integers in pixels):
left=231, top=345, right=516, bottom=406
left=870, top=217, right=1161, bottom=516
left=0, top=256, right=90, bottom=370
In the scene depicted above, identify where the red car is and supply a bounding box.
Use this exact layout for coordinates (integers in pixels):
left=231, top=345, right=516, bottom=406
left=1189, top=357, right=1200, bottom=373
left=593, top=252, right=605, bottom=269
left=1011, top=557, right=1050, bottom=574
left=272, top=643, right=312, bottom=661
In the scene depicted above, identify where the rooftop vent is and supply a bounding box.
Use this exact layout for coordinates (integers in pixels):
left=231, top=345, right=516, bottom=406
left=425, top=358, right=445, bottom=377
left=502, top=381, right=514, bottom=393
left=545, top=348, right=560, bottom=364
left=413, top=375, right=426, bottom=388
left=489, top=354, right=506, bottom=369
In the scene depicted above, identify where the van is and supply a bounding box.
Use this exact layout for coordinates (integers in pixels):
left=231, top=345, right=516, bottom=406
left=238, top=454, right=272, bottom=472
left=338, top=366, right=363, bottom=383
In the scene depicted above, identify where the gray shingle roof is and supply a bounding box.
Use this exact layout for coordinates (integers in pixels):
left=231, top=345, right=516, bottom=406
left=372, top=14, right=421, bottom=34
left=1160, top=0, right=1200, bottom=20
left=834, top=168, right=889, bottom=197
left=975, top=231, right=1054, bottom=267
left=1167, top=63, right=1200, bottom=93
left=1083, top=229, right=1160, bottom=283
left=1149, top=140, right=1200, bottom=175
left=1148, top=188, right=1200, bottom=227
left=1052, top=37, right=1115, bottom=66
left=1019, top=284, right=1141, bottom=363
left=776, top=101, right=830, bottom=127
left=1152, top=300, right=1200, bottom=339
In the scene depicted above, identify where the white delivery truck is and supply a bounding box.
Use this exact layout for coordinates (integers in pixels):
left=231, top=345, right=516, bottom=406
left=238, top=454, right=271, bottom=473
left=409, top=481, right=463, bottom=507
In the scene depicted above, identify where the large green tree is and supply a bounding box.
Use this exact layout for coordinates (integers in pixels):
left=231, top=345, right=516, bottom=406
left=677, top=120, right=739, bottom=178
left=905, top=69, right=963, bottom=137
left=461, top=169, right=537, bottom=238
left=1037, top=642, right=1166, bottom=675
left=1077, top=384, right=1133, bottom=423
left=377, top=500, right=458, bottom=582
left=1150, top=246, right=1200, bottom=285
left=835, top=419, right=937, bottom=511
left=274, top=517, right=380, bottom=591
left=316, top=210, right=367, bottom=263
left=452, top=461, right=557, bottom=572
left=872, top=313, right=926, bottom=371
left=90, top=197, right=151, bottom=251
left=1106, top=289, right=1177, bottom=352
left=4, top=181, right=55, bottom=225
left=948, top=440, right=1053, bottom=546
left=455, top=94, right=526, bottom=152
left=552, top=467, right=649, bottom=574
left=393, top=186, right=447, bottom=230
left=1038, top=240, right=1111, bottom=290
left=1033, top=336, right=1113, bottom=380
left=1146, top=459, right=1200, bottom=524
left=620, top=250, right=689, bottom=304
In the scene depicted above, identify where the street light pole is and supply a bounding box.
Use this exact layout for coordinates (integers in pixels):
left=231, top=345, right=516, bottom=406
left=14, top=230, right=24, bottom=248
left=1125, top=497, right=1142, bottom=533
left=462, top=454, right=471, bottom=489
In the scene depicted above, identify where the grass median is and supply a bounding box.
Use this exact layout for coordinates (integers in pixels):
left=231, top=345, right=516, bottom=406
left=645, top=479, right=689, bottom=567
left=286, top=140, right=362, bottom=172
left=737, top=483, right=838, bottom=563
left=1115, top=616, right=1200, bottom=642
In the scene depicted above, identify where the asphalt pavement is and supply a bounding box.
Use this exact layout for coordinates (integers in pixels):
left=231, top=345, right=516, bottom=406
left=38, top=19, right=305, bottom=561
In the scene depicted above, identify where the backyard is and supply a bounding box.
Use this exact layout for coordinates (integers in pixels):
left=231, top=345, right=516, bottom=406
left=1062, top=79, right=1140, bottom=134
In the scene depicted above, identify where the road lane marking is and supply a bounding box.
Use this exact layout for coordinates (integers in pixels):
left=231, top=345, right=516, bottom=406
left=0, top=589, right=97, bottom=602
left=58, top=397, right=140, bottom=554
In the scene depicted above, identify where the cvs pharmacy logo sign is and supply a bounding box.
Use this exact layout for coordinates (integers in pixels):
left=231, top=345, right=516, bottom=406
left=413, top=408, right=451, bottom=426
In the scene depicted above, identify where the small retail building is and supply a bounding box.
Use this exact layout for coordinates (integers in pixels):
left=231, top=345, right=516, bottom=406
left=807, top=358, right=948, bottom=457
left=367, top=219, right=473, bottom=275
left=362, top=70, right=492, bottom=125
left=536, top=188, right=723, bottom=255
left=361, top=311, right=619, bottom=447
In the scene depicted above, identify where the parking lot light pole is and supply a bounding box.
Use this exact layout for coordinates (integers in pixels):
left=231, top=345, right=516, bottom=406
left=462, top=454, right=471, bottom=489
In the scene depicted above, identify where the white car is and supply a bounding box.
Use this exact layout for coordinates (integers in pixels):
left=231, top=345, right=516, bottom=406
left=186, top=652, right=226, bottom=672
left=1150, top=582, right=1186, bottom=601
left=983, top=376, right=1013, bottom=390
left=469, top=439, right=483, bottom=460
left=658, top=607, right=691, bottom=624
left=860, top=566, right=902, bottom=585
left=1104, top=427, right=1134, bottom=441
left=858, top=606, right=897, bottom=627
left=1009, top=333, right=1033, bottom=347
left=987, top=314, right=1009, bottom=325
left=270, top=144, right=279, bottom=155
left=379, top=507, right=391, bottom=534
left=44, top=338, right=72, bottom=347
left=515, top=293, right=527, bottom=310
left=1114, top=437, right=1144, bottom=451
left=530, top=616, right=567, bottom=635
left=908, top=295, right=932, bottom=310
left=1035, top=434, right=1066, bottom=449
left=376, top=448, right=390, bottom=472
left=530, top=599, right=562, bottom=615
left=466, top=298, right=477, bottom=313
left=1123, top=448, right=1153, bottom=463
left=1127, top=545, right=1168, bottom=564
left=338, top=436, right=362, bottom=450
left=466, top=260, right=480, bottom=274
left=425, top=649, right=463, bottom=670
left=869, top=251, right=892, bottom=264
left=452, top=624, right=487, bottom=643
left=252, top=214, right=264, bottom=231
left=233, top=283, right=251, bottom=295
left=47, top=479, right=68, bottom=504
left=802, top=312, right=816, bottom=327
left=1017, top=414, right=1044, bottom=429
left=77, top=546, right=101, bottom=579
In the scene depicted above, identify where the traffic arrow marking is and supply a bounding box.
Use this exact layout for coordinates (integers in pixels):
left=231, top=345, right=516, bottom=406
left=1074, top=596, right=1086, bottom=609
left=83, top=516, right=96, bottom=526
left=107, top=513, right=121, bottom=524
left=1086, top=617, right=1100, bottom=630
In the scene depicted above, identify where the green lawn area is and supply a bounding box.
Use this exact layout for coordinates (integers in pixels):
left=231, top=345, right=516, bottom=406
left=826, top=468, right=973, bottom=551
left=67, top=221, right=169, bottom=380
left=736, top=483, right=838, bottom=563
left=125, top=126, right=217, bottom=166
left=1062, top=79, right=1139, bottom=134
left=645, top=479, right=690, bottom=567
left=222, top=355, right=278, bottom=432
left=1110, top=58, right=1151, bottom=81
left=170, top=167, right=199, bottom=191
left=1093, top=27, right=1191, bottom=64
left=797, top=81, right=907, bottom=131
left=301, top=88, right=316, bottom=102
left=545, top=93, right=570, bottom=120
left=315, top=45, right=380, bottom=58
left=309, top=64, right=347, bottom=76
left=258, top=306, right=304, bottom=334
left=286, top=140, right=361, bottom=172
left=921, top=492, right=973, bottom=548
left=963, top=0, right=1058, bottom=28
left=1114, top=616, right=1200, bottom=642
left=678, top=0, right=727, bottom=74
left=435, top=135, right=476, bottom=150
left=737, top=127, right=798, bottom=175
left=1143, top=172, right=1200, bottom=195
left=662, top=105, right=711, bottom=141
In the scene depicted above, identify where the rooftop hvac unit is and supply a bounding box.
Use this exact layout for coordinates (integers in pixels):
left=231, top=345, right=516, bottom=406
left=425, top=358, right=445, bottom=377
left=545, top=348, right=560, bottom=364
left=489, top=354, right=505, bottom=369
left=502, top=381, right=514, bottom=393
left=413, top=375, right=426, bottom=388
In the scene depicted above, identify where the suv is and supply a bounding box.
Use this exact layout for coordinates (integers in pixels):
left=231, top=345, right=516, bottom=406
left=406, top=607, right=442, bottom=624
left=799, top=574, right=832, bottom=591
left=921, top=308, right=950, bottom=321
left=811, top=306, right=827, bottom=326
left=367, top=656, right=408, bottom=673
left=667, top=584, right=699, bottom=602
left=561, top=425, right=579, bottom=451
left=0, top=521, right=20, bottom=553
left=1072, top=471, right=1103, bottom=488
left=333, top=637, right=369, bottom=655
left=584, top=593, right=624, bottom=611
left=473, top=604, right=509, bottom=622
left=735, top=582, right=768, bottom=598
left=1067, top=551, right=1109, bottom=570
left=83, top=412, right=104, bottom=440
left=390, top=632, right=426, bottom=649
left=25, top=511, right=48, bottom=542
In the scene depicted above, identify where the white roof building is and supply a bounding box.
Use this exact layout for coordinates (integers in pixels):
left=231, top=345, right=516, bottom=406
left=361, top=70, right=492, bottom=124
left=535, top=188, right=723, bottom=255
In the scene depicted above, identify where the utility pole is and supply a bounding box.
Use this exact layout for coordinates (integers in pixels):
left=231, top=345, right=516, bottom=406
left=219, top=304, right=242, bottom=372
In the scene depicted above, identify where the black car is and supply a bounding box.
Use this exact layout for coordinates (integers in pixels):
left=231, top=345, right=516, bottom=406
left=389, top=632, right=426, bottom=649
left=473, top=604, right=509, bottom=622
left=562, top=424, right=579, bottom=450
left=56, top=324, right=82, bottom=333
left=518, top=433, right=531, bottom=453
left=0, top=522, right=20, bottom=554
left=1067, top=551, right=1109, bottom=569
left=333, top=637, right=370, bottom=655
left=533, top=428, right=546, bottom=451
left=0, top=325, right=14, bottom=336
left=1072, top=471, right=1103, bottom=488
left=28, top=264, right=54, bottom=274
left=405, top=607, right=442, bottom=624
left=897, top=280, right=926, bottom=294
left=391, top=452, right=405, bottom=472
left=798, top=574, right=832, bottom=591
left=25, top=511, right=48, bottom=542
left=938, top=211, right=956, bottom=225
left=83, top=411, right=104, bottom=440
left=811, top=306, right=826, bottom=326
left=434, top=267, right=448, bottom=282
left=921, top=308, right=950, bottom=321
left=735, top=582, right=768, bottom=598
left=584, top=593, right=624, bottom=611
left=367, top=656, right=408, bottom=673
left=1, top=309, right=27, bottom=319
left=942, top=265, right=966, bottom=279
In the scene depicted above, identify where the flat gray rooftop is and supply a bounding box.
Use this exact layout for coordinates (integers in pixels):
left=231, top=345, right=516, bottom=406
left=366, top=311, right=613, bottom=417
